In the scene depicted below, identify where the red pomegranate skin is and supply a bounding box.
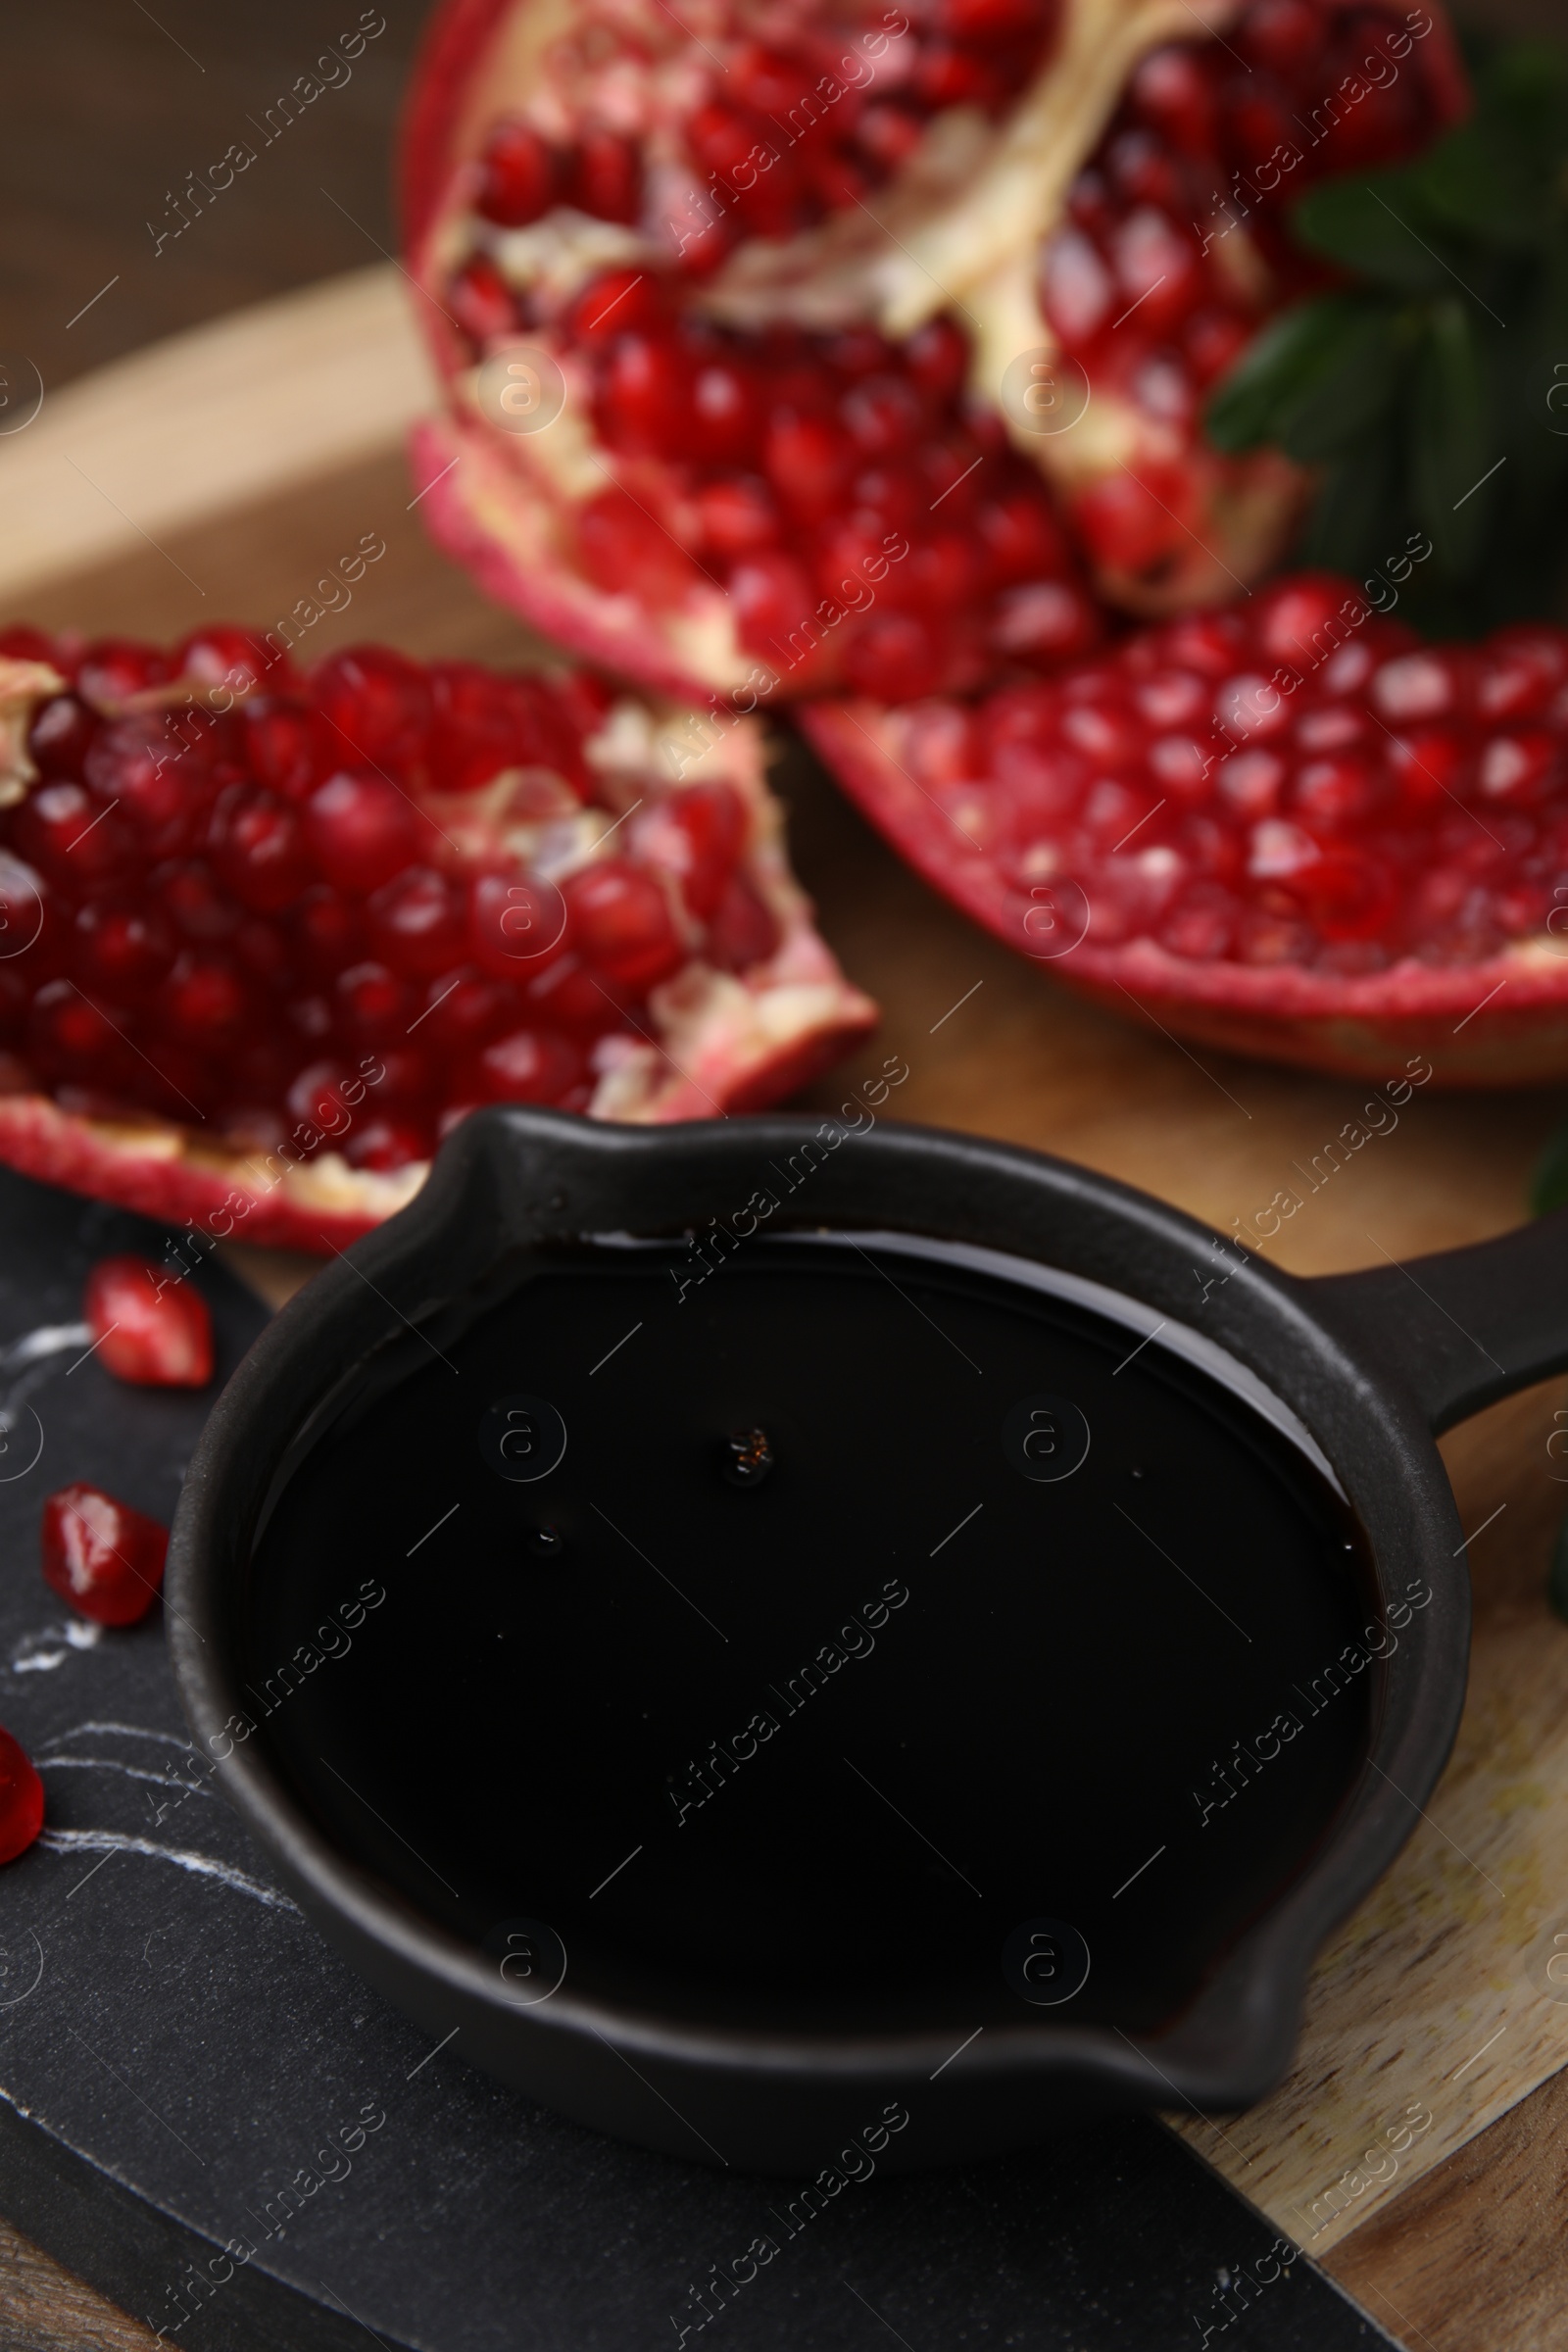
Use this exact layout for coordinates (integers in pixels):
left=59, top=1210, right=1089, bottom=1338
left=0, top=628, right=877, bottom=1247
left=803, top=575, right=1568, bottom=1084
left=41, top=1482, right=170, bottom=1627
left=0, top=1729, right=43, bottom=1865
left=84, top=1253, right=214, bottom=1388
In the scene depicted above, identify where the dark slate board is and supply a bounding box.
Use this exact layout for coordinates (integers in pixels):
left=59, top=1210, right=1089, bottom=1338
left=0, top=1165, right=1398, bottom=2352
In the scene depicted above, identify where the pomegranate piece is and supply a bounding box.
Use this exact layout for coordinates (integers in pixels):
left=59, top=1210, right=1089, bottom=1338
left=0, top=1728, right=43, bottom=1865
left=402, top=0, right=1467, bottom=694
left=0, top=637, right=876, bottom=1248
left=83, top=1252, right=214, bottom=1388
left=41, top=1482, right=170, bottom=1626
left=805, top=575, right=1568, bottom=1082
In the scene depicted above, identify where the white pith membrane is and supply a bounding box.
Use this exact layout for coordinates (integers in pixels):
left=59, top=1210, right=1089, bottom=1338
left=410, top=0, right=1288, bottom=691
left=0, top=658, right=876, bottom=1248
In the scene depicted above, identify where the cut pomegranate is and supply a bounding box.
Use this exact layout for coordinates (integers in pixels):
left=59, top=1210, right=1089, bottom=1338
left=0, top=1728, right=43, bottom=1865
left=41, top=1482, right=170, bottom=1627
left=803, top=576, right=1568, bottom=1082
left=0, top=640, right=875, bottom=1249
left=401, top=0, right=1465, bottom=696
left=83, top=1253, right=214, bottom=1388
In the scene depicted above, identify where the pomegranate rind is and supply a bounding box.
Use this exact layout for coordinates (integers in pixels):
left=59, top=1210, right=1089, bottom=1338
left=0, top=659, right=876, bottom=1250
left=803, top=698, right=1568, bottom=1086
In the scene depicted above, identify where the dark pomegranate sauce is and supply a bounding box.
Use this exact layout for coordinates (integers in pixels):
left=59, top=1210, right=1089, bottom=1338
left=243, top=1232, right=1376, bottom=2035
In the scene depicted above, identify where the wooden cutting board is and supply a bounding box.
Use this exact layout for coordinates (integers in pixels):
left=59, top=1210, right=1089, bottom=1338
left=3, top=265, right=1567, bottom=2352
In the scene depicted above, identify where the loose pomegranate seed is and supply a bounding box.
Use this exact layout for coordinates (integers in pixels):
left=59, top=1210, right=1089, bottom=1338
left=0, top=1727, right=43, bottom=1864
left=83, top=1252, right=214, bottom=1387
left=41, top=1482, right=169, bottom=1626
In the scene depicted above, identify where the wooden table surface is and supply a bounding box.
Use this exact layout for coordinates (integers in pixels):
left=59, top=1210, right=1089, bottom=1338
left=6, top=5, right=1568, bottom=2344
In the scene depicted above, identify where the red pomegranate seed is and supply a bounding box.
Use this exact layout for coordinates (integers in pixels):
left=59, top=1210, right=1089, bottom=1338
left=449, top=255, right=518, bottom=347
left=312, top=648, right=432, bottom=776
left=16, top=783, right=130, bottom=890
left=469, top=872, right=569, bottom=976
left=597, top=332, right=695, bottom=459
left=177, top=625, right=274, bottom=700
left=0, top=1727, right=42, bottom=1864
left=75, top=640, right=170, bottom=712
left=565, top=270, right=667, bottom=344
left=691, top=359, right=763, bottom=464
left=728, top=552, right=814, bottom=658
left=632, top=785, right=747, bottom=919
left=209, top=786, right=309, bottom=913
left=346, top=1114, right=436, bottom=1171
left=764, top=412, right=853, bottom=520
left=28, top=694, right=96, bottom=778
left=42, top=1482, right=169, bottom=1625
left=576, top=489, right=695, bottom=599
left=477, top=1027, right=586, bottom=1101
left=427, top=664, right=523, bottom=793
left=305, top=772, right=422, bottom=894
left=562, top=858, right=684, bottom=993
left=74, top=901, right=173, bottom=994
left=365, top=865, right=467, bottom=977
left=564, top=129, right=643, bottom=224
left=476, top=118, right=560, bottom=227
left=0, top=625, right=56, bottom=663
left=707, top=873, right=779, bottom=970
left=245, top=699, right=318, bottom=799
left=695, top=477, right=781, bottom=558
left=334, top=960, right=411, bottom=1039
left=83, top=1252, right=214, bottom=1387
left=845, top=612, right=941, bottom=701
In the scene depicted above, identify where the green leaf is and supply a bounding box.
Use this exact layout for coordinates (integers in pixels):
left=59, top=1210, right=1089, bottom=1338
left=1297, top=422, right=1403, bottom=575
left=1413, top=122, right=1549, bottom=246
left=1205, top=300, right=1356, bottom=452
left=1410, top=297, right=1493, bottom=575
left=1293, top=172, right=1453, bottom=291
left=1411, top=42, right=1568, bottom=240
left=1531, top=1114, right=1568, bottom=1215
left=1274, top=306, right=1406, bottom=463
left=1478, top=40, right=1568, bottom=155
left=1205, top=294, right=1403, bottom=460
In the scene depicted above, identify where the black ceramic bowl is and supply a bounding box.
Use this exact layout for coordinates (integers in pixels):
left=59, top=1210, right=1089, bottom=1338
left=169, top=1108, right=1565, bottom=2174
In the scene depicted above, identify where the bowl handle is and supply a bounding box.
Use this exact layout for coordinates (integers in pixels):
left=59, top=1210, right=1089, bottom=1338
left=1307, top=1209, right=1568, bottom=1433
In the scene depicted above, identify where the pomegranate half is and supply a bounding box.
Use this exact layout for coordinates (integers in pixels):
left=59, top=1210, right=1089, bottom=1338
left=400, top=0, right=1466, bottom=701
left=0, top=627, right=876, bottom=1249
left=803, top=574, right=1568, bottom=1084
